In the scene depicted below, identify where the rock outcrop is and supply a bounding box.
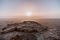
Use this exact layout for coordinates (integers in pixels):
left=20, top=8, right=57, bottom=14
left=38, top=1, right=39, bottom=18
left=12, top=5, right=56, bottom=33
left=0, top=21, right=60, bottom=40
left=1, top=21, right=47, bottom=34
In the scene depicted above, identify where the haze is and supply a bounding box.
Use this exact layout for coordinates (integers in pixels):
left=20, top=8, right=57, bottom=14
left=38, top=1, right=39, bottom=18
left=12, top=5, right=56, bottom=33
left=0, top=0, right=60, bottom=18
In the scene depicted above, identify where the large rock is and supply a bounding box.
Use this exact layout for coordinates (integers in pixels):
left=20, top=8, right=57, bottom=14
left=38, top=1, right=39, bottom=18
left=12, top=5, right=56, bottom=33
left=1, top=21, right=47, bottom=34
left=0, top=21, right=47, bottom=40
left=0, top=21, right=60, bottom=40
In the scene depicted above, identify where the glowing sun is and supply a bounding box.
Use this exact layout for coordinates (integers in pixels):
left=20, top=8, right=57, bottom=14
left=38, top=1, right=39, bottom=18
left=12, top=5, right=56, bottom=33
left=26, top=11, right=32, bottom=16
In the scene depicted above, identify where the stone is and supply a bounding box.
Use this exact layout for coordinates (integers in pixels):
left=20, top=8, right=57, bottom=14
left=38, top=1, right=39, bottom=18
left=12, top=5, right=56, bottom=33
left=1, top=21, right=47, bottom=34
left=1, top=21, right=47, bottom=40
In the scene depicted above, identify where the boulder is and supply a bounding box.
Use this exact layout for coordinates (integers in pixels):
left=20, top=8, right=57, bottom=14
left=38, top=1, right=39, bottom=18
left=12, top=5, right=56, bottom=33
left=0, top=21, right=48, bottom=40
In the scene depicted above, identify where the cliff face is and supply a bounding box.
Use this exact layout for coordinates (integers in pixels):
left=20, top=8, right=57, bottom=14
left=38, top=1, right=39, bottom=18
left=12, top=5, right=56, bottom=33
left=0, top=21, right=60, bottom=40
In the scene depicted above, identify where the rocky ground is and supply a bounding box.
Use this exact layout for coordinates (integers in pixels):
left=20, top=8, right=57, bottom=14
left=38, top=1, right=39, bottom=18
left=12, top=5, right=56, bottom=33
left=0, top=21, right=60, bottom=40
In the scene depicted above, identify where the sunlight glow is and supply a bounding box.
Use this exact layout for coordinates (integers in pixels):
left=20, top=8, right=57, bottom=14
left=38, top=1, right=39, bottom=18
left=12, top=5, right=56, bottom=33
left=26, top=11, right=32, bottom=16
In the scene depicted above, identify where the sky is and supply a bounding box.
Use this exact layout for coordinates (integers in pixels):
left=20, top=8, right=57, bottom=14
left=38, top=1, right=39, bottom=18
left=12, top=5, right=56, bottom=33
left=0, top=0, right=60, bottom=18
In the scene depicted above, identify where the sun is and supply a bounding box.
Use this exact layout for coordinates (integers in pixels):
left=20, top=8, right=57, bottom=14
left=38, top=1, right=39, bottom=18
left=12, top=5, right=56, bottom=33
left=26, top=11, right=32, bottom=16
